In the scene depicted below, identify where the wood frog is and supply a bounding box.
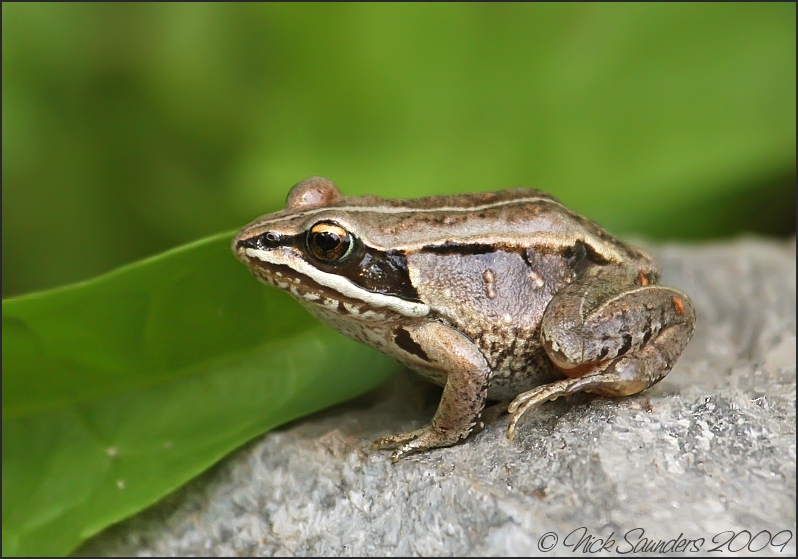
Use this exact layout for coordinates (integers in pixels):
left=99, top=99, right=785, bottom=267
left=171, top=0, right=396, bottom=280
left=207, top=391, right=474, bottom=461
left=233, top=177, right=695, bottom=461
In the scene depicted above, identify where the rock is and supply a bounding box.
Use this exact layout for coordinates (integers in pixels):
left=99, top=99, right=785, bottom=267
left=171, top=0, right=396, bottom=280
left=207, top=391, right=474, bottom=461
left=77, top=237, right=796, bottom=556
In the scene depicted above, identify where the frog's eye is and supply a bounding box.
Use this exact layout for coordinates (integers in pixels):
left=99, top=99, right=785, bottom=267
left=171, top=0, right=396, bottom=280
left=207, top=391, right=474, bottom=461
left=306, top=221, right=354, bottom=262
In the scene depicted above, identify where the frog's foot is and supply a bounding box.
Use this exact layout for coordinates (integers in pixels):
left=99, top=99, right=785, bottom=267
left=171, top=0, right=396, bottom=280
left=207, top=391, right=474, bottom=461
left=372, top=426, right=464, bottom=463
left=506, top=335, right=687, bottom=439
left=506, top=370, right=619, bottom=440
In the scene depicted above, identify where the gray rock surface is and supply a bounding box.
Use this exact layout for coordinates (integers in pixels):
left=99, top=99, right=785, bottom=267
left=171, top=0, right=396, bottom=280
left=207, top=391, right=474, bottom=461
left=78, top=237, right=796, bottom=556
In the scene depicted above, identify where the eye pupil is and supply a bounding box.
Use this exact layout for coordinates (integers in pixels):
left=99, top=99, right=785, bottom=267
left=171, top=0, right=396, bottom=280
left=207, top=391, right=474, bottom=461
left=307, top=222, right=353, bottom=262
left=314, top=231, right=341, bottom=252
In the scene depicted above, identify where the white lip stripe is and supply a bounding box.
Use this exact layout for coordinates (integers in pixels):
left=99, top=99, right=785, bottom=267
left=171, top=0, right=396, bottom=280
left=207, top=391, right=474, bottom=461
left=260, top=195, right=565, bottom=224
left=244, top=248, right=430, bottom=318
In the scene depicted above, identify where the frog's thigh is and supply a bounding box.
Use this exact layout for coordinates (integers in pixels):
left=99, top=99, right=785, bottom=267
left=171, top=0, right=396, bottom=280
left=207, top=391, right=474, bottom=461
left=541, top=279, right=696, bottom=386
left=507, top=279, right=695, bottom=439
left=373, top=321, right=491, bottom=461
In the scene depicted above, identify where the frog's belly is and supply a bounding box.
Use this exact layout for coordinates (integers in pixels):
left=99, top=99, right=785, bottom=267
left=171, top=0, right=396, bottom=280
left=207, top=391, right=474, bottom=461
left=484, top=345, right=564, bottom=400
left=408, top=339, right=564, bottom=401
left=454, top=316, right=562, bottom=399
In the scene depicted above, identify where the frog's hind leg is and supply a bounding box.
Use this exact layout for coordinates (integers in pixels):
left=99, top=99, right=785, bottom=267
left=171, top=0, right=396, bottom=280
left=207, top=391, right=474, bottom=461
left=507, top=274, right=695, bottom=440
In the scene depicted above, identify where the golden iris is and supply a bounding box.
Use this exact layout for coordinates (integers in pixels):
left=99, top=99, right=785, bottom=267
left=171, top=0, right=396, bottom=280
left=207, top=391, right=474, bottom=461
left=306, top=222, right=353, bottom=262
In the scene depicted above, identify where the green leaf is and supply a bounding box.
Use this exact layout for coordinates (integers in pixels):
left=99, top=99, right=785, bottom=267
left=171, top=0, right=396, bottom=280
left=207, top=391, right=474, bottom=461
left=1, top=232, right=400, bottom=556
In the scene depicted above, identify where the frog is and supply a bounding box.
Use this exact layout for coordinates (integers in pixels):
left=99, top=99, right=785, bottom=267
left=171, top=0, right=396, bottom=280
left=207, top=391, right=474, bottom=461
left=232, top=177, right=696, bottom=462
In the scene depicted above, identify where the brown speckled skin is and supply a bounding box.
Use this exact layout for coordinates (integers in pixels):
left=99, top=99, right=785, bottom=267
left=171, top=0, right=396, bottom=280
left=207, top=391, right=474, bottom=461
left=233, top=177, right=696, bottom=461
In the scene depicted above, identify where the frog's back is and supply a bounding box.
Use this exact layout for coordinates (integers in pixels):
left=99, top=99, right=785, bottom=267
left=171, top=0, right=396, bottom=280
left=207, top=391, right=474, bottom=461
left=332, top=188, right=615, bottom=255
left=338, top=188, right=648, bottom=273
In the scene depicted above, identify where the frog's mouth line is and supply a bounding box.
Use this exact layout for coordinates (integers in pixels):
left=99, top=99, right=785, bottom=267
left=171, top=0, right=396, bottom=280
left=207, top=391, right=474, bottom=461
left=241, top=247, right=430, bottom=318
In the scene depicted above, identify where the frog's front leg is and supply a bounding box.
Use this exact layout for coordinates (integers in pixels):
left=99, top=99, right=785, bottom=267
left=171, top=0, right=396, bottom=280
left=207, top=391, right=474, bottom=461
left=507, top=271, right=695, bottom=439
left=372, top=321, right=491, bottom=462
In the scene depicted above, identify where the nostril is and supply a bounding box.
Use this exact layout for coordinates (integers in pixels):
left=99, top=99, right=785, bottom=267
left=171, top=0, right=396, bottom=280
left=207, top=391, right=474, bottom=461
left=238, top=237, right=260, bottom=250
left=238, top=232, right=281, bottom=251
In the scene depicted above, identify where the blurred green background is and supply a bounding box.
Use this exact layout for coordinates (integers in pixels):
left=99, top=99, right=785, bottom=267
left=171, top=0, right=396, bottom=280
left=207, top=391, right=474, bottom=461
left=3, top=3, right=795, bottom=298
